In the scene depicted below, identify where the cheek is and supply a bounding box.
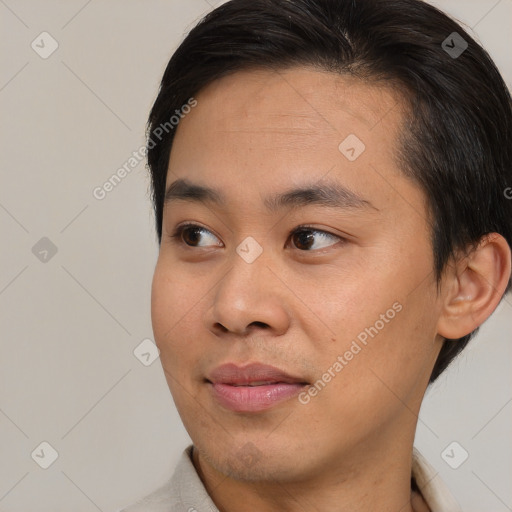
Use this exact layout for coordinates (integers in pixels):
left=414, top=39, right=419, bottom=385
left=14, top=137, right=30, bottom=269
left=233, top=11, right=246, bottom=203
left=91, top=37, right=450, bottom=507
left=151, top=258, right=204, bottom=367
left=329, top=290, right=438, bottom=408
left=151, top=260, right=210, bottom=419
left=311, top=254, right=439, bottom=399
left=151, top=261, right=176, bottom=341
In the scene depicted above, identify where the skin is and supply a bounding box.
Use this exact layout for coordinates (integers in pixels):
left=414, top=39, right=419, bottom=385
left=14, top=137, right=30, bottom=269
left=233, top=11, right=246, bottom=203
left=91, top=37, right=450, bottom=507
left=150, top=67, right=511, bottom=512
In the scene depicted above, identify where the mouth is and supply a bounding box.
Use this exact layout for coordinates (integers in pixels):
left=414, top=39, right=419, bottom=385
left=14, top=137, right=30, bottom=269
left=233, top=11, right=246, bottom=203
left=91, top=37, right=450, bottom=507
left=229, top=381, right=289, bottom=387
left=206, top=362, right=309, bottom=412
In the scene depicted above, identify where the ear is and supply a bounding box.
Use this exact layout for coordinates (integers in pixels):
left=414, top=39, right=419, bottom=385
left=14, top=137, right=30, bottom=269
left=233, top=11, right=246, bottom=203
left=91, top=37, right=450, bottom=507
left=437, top=233, right=511, bottom=339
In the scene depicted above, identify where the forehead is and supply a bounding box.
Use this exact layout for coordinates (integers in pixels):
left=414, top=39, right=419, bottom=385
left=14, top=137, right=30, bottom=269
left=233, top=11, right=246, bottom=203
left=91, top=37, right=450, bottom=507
left=166, top=66, right=415, bottom=215
left=188, top=66, right=403, bottom=133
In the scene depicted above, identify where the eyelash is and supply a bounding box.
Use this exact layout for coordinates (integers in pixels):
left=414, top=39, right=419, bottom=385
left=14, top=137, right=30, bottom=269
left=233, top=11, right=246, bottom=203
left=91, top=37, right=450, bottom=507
left=168, top=223, right=344, bottom=252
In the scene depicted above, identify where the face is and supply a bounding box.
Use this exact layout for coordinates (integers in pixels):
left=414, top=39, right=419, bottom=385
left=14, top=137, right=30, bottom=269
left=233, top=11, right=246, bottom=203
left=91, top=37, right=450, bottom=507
left=151, top=67, right=444, bottom=484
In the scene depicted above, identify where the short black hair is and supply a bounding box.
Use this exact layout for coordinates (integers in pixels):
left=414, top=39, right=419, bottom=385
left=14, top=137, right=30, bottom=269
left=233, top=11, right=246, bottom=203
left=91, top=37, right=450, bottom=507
left=146, top=0, right=512, bottom=383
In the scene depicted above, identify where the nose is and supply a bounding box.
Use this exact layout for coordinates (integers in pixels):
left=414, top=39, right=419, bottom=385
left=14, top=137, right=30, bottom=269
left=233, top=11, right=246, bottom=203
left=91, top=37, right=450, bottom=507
left=204, top=251, right=291, bottom=338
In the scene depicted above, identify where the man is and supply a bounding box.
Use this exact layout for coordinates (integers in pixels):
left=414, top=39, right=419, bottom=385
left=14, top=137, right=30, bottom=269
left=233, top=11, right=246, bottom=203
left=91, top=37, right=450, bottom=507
left=122, top=0, right=512, bottom=510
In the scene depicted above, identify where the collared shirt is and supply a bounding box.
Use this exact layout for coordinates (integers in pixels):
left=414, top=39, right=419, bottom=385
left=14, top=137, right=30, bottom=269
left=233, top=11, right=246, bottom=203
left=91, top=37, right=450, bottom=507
left=120, top=445, right=462, bottom=512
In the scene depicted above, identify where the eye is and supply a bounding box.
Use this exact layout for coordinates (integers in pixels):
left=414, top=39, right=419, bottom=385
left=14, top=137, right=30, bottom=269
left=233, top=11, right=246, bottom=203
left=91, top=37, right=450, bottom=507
left=169, top=223, right=343, bottom=251
left=288, top=225, right=343, bottom=251
left=170, top=223, right=223, bottom=248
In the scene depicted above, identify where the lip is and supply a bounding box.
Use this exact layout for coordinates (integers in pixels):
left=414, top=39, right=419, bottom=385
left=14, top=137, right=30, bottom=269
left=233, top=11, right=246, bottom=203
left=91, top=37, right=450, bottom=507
left=207, top=363, right=308, bottom=412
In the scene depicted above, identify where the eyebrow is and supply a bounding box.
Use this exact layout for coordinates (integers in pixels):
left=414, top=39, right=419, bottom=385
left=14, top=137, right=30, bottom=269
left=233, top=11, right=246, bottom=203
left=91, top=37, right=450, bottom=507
left=164, top=178, right=378, bottom=213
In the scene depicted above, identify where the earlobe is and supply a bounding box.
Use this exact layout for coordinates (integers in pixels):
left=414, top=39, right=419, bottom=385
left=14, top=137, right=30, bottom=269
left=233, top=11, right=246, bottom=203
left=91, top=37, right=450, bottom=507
left=437, top=233, right=511, bottom=340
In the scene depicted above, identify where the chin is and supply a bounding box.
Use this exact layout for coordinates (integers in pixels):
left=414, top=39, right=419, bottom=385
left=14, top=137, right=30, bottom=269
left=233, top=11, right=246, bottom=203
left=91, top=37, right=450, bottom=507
left=196, top=435, right=311, bottom=484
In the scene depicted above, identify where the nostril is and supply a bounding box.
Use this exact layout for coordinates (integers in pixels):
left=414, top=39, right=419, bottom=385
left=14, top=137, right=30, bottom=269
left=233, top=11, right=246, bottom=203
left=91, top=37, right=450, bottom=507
left=214, top=323, right=229, bottom=333
left=249, top=321, right=269, bottom=329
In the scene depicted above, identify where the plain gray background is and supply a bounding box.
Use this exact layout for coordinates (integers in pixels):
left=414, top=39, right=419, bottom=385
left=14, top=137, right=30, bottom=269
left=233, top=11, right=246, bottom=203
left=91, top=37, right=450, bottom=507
left=0, top=0, right=511, bottom=511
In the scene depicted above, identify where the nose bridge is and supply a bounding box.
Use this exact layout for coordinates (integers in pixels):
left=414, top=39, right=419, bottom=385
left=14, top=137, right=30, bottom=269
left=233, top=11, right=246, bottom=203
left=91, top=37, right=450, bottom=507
left=223, top=245, right=268, bottom=300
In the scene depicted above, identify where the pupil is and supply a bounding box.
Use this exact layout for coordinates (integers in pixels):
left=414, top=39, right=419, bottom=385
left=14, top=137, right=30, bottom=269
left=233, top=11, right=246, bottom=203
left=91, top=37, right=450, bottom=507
left=184, top=227, right=201, bottom=245
left=295, top=230, right=313, bottom=250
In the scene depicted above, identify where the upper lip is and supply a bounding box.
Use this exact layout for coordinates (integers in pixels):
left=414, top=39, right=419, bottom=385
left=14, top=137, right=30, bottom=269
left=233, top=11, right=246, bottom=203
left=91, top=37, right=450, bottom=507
left=207, top=363, right=308, bottom=386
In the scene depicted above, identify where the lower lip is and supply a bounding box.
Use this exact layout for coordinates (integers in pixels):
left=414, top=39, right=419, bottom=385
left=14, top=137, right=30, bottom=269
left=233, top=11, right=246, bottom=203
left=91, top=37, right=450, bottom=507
left=209, top=382, right=306, bottom=412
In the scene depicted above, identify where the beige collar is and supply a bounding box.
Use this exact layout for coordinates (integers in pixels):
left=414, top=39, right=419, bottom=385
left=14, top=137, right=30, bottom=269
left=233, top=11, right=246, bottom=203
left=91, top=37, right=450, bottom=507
left=412, top=447, right=462, bottom=512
